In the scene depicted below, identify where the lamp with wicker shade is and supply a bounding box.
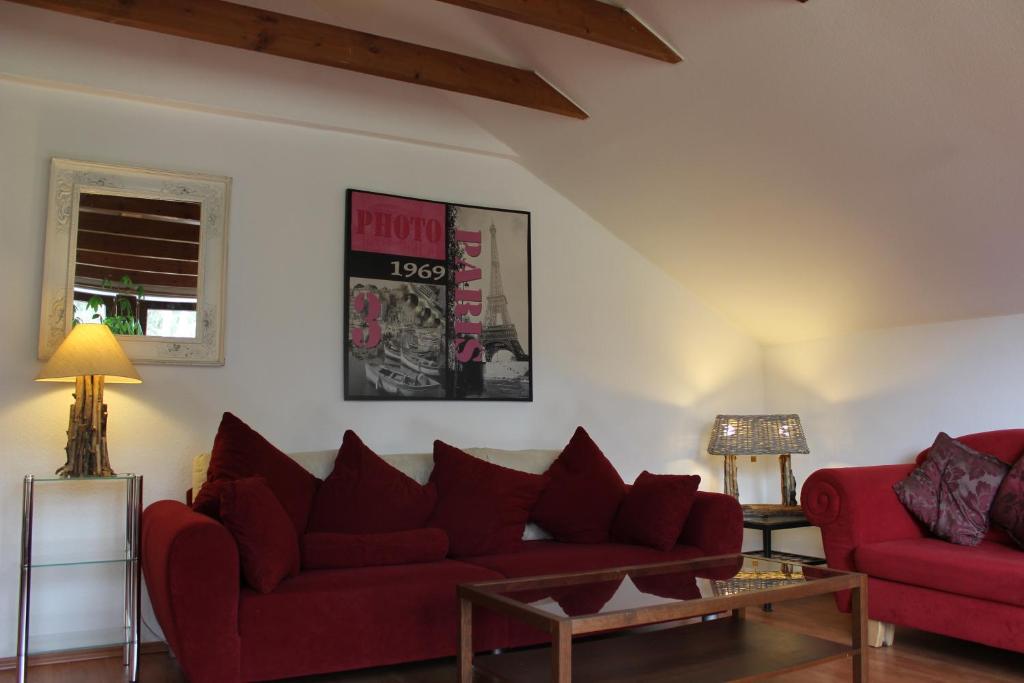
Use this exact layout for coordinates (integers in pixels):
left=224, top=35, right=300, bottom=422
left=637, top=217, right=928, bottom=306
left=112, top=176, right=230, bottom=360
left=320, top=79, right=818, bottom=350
left=36, top=324, right=141, bottom=477
left=707, top=414, right=809, bottom=509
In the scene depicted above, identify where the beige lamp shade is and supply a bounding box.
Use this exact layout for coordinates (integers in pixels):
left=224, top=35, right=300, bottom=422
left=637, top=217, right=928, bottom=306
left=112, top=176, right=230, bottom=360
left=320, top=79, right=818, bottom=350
left=36, top=324, right=141, bottom=383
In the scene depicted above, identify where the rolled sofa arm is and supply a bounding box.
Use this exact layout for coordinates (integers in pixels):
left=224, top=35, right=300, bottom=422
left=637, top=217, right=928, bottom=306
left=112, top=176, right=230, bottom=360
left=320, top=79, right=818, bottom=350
left=142, top=501, right=242, bottom=683
left=679, top=491, right=743, bottom=556
left=802, top=465, right=923, bottom=611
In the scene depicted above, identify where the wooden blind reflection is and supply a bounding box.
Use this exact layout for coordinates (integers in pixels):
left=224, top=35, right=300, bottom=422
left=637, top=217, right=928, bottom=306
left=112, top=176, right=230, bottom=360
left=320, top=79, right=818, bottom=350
left=75, top=194, right=200, bottom=295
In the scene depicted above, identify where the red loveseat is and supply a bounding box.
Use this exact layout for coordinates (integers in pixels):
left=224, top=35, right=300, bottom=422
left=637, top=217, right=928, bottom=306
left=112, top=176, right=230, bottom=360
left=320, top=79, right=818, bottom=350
left=142, top=447, right=742, bottom=682
left=802, top=429, right=1024, bottom=653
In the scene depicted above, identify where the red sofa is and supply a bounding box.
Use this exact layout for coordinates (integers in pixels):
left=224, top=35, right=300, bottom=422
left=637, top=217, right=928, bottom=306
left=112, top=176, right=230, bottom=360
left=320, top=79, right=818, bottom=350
left=142, top=450, right=742, bottom=682
left=802, top=429, right=1024, bottom=653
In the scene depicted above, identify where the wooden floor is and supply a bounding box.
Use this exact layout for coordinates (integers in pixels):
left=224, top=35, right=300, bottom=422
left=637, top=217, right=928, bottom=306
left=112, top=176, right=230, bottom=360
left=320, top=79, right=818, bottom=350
left=2, top=595, right=1021, bottom=682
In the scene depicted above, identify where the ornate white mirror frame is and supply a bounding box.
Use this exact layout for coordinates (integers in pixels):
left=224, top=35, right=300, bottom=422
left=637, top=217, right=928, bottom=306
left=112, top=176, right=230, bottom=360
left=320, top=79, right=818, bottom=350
left=38, top=159, right=231, bottom=365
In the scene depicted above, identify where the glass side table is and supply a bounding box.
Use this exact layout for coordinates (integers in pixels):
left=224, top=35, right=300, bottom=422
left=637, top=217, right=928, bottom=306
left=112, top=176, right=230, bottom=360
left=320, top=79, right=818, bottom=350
left=16, top=474, right=143, bottom=683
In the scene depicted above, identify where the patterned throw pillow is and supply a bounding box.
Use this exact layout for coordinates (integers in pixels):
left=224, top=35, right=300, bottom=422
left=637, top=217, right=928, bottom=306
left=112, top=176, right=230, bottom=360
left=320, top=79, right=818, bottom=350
left=990, top=457, right=1024, bottom=549
left=894, top=432, right=1009, bottom=546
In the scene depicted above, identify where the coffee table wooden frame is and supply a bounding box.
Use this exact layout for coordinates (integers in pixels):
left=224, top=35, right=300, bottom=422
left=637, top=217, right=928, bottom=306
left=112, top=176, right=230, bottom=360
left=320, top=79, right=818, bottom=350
left=457, top=553, right=867, bottom=682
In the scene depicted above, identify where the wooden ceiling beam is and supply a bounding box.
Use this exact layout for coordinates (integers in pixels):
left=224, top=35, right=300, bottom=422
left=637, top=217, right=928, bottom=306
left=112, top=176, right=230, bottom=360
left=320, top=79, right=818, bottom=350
left=437, top=0, right=680, bottom=63
left=9, top=0, right=588, bottom=119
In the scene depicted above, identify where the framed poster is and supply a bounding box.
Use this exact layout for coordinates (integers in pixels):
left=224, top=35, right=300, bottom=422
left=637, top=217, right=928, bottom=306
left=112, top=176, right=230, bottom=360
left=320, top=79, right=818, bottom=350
left=344, top=189, right=532, bottom=401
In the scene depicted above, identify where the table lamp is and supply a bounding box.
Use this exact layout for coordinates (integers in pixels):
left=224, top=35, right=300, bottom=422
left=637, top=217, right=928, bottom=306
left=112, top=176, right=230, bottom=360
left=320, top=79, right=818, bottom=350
left=707, top=414, right=809, bottom=507
left=35, top=323, right=141, bottom=477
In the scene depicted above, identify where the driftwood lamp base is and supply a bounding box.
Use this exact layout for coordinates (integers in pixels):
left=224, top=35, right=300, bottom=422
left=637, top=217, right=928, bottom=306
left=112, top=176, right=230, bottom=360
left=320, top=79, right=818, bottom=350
left=56, top=375, right=116, bottom=478
left=779, top=453, right=797, bottom=507
left=723, top=454, right=739, bottom=498
left=722, top=452, right=799, bottom=507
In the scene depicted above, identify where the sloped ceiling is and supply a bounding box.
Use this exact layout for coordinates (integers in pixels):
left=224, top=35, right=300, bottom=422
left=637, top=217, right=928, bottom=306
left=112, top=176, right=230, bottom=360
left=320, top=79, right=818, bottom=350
left=6, top=0, right=1023, bottom=344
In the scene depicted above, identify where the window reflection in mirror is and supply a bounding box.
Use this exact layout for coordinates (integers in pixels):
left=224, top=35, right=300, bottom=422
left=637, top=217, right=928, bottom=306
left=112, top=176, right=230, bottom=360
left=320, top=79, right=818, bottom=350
left=72, top=193, right=201, bottom=338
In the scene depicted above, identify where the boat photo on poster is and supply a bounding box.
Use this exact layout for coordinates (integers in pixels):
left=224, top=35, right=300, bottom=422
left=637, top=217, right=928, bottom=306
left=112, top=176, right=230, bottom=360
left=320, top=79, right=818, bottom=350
left=344, top=189, right=532, bottom=401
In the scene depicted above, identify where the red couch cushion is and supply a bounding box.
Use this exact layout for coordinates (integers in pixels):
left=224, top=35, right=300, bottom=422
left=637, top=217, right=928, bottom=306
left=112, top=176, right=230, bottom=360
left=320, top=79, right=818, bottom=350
left=306, top=430, right=437, bottom=534
left=301, top=529, right=449, bottom=570
left=855, top=538, right=1024, bottom=607
left=895, top=432, right=1009, bottom=546
left=197, top=412, right=319, bottom=535
left=530, top=427, right=626, bottom=544
left=428, top=441, right=547, bottom=557
left=462, top=540, right=705, bottom=578
left=915, top=429, right=1024, bottom=467
left=611, top=472, right=701, bottom=551
left=237, top=560, right=506, bottom=681
left=219, top=478, right=300, bottom=594
left=991, top=456, right=1024, bottom=549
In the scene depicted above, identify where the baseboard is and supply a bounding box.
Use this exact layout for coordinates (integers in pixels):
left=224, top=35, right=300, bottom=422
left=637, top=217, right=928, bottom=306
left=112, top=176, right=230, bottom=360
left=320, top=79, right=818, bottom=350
left=0, top=641, right=168, bottom=671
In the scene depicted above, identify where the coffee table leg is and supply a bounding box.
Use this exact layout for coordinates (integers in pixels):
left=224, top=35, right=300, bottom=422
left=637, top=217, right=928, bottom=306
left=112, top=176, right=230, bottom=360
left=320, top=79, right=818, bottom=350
left=458, top=597, right=473, bottom=683
left=851, top=577, right=869, bottom=682
left=552, top=621, right=571, bottom=682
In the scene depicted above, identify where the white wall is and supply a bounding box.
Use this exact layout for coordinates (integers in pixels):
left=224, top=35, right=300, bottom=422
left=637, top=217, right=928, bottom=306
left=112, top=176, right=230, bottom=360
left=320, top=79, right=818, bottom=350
left=0, top=78, right=764, bottom=657
left=763, top=313, right=1024, bottom=555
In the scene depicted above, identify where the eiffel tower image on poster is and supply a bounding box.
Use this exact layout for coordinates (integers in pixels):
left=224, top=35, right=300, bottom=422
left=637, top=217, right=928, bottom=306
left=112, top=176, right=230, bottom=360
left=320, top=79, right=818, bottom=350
left=481, top=223, right=529, bottom=362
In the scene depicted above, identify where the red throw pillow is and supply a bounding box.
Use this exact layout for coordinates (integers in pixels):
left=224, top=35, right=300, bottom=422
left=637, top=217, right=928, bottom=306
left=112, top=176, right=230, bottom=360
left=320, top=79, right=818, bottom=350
left=894, top=432, right=1009, bottom=546
left=611, top=471, right=701, bottom=551
left=428, top=441, right=548, bottom=557
left=219, top=477, right=300, bottom=594
left=301, top=528, right=449, bottom=569
left=531, top=427, right=627, bottom=543
left=192, top=478, right=228, bottom=519
left=986, top=455, right=1024, bottom=549
left=199, top=413, right=319, bottom=535
left=306, top=430, right=437, bottom=534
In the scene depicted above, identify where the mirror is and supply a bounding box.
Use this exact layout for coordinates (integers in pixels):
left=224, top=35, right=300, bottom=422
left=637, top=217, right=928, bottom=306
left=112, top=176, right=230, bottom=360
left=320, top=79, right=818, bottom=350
left=39, top=159, right=230, bottom=365
left=72, top=193, right=201, bottom=338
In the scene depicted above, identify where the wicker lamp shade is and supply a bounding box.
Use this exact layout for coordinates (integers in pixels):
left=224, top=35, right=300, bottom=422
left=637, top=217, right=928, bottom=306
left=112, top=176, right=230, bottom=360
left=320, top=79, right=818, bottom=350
left=708, top=415, right=809, bottom=456
left=707, top=414, right=809, bottom=507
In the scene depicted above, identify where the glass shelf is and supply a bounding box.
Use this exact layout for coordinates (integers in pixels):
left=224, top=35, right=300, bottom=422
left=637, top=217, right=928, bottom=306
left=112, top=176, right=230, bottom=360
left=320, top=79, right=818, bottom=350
left=27, top=627, right=129, bottom=655
left=29, top=473, right=138, bottom=483
left=30, top=551, right=132, bottom=569
left=18, top=473, right=143, bottom=681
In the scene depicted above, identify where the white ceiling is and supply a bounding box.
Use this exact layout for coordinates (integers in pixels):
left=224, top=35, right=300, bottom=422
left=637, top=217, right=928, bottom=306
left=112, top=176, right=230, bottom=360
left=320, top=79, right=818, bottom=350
left=7, top=0, right=1024, bottom=344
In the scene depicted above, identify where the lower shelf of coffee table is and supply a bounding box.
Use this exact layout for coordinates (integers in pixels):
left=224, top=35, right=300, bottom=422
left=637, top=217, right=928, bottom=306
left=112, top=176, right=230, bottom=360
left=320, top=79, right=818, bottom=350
left=474, top=617, right=854, bottom=683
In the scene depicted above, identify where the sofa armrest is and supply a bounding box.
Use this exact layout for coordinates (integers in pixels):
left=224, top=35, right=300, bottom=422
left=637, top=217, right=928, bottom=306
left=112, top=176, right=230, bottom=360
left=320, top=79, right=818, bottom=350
left=802, top=464, right=924, bottom=613
left=142, top=501, right=242, bottom=683
left=802, top=464, right=924, bottom=572
left=679, top=491, right=743, bottom=556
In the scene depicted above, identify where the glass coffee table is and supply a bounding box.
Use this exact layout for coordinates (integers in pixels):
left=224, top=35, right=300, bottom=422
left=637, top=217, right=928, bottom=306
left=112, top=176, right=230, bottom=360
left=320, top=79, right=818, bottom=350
left=457, top=554, right=867, bottom=682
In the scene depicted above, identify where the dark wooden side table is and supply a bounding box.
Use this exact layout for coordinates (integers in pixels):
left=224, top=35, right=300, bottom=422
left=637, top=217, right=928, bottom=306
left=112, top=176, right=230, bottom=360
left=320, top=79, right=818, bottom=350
left=743, top=508, right=825, bottom=612
left=743, top=509, right=826, bottom=566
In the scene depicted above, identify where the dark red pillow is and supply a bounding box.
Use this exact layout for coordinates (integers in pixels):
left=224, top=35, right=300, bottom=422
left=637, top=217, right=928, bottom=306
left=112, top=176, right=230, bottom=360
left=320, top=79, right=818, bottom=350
left=301, top=528, right=449, bottom=569
left=894, top=432, right=1009, bottom=546
left=306, top=430, right=437, bottom=534
left=611, top=471, right=701, bottom=551
left=201, top=412, right=318, bottom=535
left=192, top=478, right=228, bottom=519
left=218, top=477, right=300, bottom=594
left=427, top=441, right=548, bottom=557
left=531, top=427, right=626, bottom=543
left=988, top=456, right=1024, bottom=549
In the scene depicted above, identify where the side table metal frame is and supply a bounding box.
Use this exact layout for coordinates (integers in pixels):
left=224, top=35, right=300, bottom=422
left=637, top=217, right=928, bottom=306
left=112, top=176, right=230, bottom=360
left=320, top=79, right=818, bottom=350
left=743, top=511, right=826, bottom=612
left=16, top=474, right=143, bottom=683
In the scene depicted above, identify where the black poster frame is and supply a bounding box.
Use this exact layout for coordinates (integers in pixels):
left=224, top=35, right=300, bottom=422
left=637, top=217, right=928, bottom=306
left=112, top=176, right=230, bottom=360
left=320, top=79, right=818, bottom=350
left=346, top=188, right=536, bottom=401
